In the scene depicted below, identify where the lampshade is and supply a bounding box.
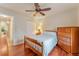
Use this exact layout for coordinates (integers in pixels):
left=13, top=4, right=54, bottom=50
left=33, top=12, right=45, bottom=23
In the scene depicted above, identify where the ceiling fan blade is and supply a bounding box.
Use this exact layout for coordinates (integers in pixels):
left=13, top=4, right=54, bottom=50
left=25, top=10, right=35, bottom=12
left=39, top=8, right=51, bottom=11
left=39, top=12, right=45, bottom=16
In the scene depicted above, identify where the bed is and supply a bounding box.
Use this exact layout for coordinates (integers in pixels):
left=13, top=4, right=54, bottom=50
left=24, top=31, right=57, bottom=56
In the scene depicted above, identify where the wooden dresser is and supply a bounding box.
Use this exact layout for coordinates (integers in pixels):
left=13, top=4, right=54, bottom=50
left=57, top=27, right=79, bottom=54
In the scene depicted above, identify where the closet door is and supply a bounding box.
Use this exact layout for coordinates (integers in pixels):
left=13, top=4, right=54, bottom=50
left=0, top=16, right=13, bottom=56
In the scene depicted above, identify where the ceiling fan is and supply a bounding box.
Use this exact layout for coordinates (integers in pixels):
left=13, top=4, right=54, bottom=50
left=25, top=3, right=51, bottom=16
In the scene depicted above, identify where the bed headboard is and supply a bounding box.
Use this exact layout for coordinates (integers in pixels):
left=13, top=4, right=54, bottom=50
left=45, top=30, right=57, bottom=33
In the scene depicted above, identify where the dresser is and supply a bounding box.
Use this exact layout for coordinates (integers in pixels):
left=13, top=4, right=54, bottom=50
left=57, top=27, right=79, bottom=54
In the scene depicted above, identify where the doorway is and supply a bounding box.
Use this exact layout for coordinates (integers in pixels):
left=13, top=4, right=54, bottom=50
left=0, top=16, right=13, bottom=56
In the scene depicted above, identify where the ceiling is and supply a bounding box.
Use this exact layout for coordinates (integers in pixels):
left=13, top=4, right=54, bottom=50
left=0, top=3, right=79, bottom=16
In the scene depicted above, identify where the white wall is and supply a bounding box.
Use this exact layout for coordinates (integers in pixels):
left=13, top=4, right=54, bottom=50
left=0, top=7, right=30, bottom=45
left=77, top=8, right=79, bottom=25
left=44, top=8, right=78, bottom=30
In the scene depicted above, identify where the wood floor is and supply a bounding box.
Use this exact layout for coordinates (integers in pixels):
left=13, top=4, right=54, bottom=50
left=12, top=44, right=37, bottom=56
left=48, top=45, right=79, bottom=56
left=0, top=43, right=79, bottom=56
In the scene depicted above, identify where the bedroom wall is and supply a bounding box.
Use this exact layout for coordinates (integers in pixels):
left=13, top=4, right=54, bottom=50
left=43, top=8, right=78, bottom=30
left=0, top=7, right=30, bottom=45
left=77, top=7, right=79, bottom=25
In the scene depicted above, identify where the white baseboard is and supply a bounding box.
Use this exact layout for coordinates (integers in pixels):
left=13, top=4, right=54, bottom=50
left=13, top=41, right=24, bottom=46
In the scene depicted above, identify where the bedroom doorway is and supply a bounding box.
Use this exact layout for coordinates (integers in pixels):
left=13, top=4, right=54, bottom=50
left=0, top=16, right=13, bottom=56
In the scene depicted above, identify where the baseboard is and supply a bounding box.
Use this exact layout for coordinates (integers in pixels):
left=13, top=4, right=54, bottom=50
left=13, top=41, right=24, bottom=46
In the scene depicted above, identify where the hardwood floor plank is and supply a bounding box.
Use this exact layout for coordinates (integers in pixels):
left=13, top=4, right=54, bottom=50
left=0, top=43, right=79, bottom=56
left=49, top=45, right=79, bottom=56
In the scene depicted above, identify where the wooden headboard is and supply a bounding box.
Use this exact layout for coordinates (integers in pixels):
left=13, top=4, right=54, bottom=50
left=45, top=30, right=57, bottom=33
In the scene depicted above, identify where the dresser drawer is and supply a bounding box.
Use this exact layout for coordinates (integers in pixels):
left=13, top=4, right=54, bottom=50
left=58, top=27, right=71, bottom=33
left=58, top=41, right=71, bottom=53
